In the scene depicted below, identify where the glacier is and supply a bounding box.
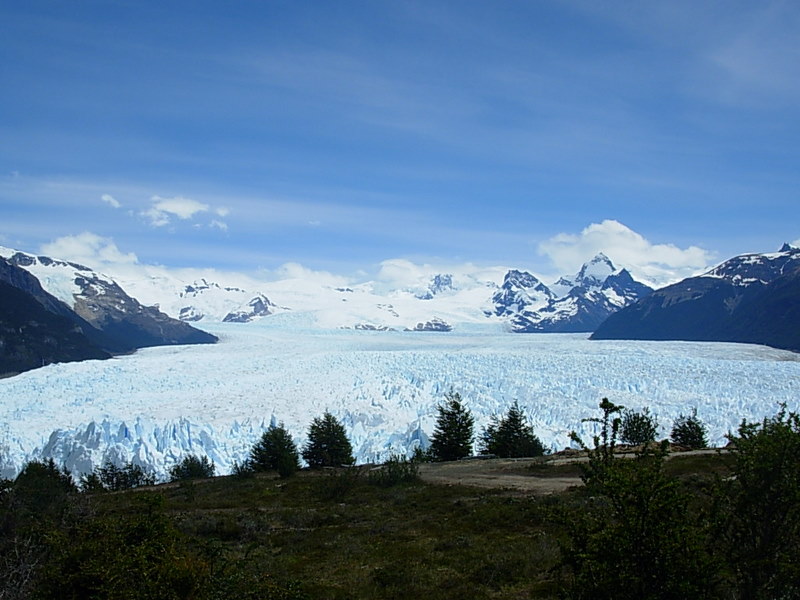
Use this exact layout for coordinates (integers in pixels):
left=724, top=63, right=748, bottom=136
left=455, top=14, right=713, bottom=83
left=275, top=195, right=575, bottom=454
left=1, top=315, right=798, bottom=480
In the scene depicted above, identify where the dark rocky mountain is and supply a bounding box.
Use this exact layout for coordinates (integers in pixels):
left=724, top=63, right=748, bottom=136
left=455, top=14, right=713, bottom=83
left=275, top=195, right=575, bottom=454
left=0, top=248, right=218, bottom=376
left=0, top=259, right=111, bottom=376
left=223, top=294, right=276, bottom=323
left=490, top=256, right=653, bottom=333
left=407, top=317, right=453, bottom=332
left=592, top=245, right=800, bottom=351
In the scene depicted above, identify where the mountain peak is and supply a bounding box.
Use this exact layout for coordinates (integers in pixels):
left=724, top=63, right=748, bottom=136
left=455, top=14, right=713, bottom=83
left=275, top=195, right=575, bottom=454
left=780, top=242, right=799, bottom=253
left=575, top=253, right=616, bottom=287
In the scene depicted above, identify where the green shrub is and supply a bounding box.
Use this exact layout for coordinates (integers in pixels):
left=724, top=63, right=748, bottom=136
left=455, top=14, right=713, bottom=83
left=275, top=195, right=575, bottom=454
left=479, top=401, right=545, bottom=458
left=95, top=461, right=156, bottom=491
left=565, top=399, right=715, bottom=599
left=715, top=404, right=800, bottom=599
left=670, top=409, right=708, bottom=449
left=368, top=455, right=419, bottom=487
left=169, top=455, right=216, bottom=481
left=619, top=407, right=658, bottom=445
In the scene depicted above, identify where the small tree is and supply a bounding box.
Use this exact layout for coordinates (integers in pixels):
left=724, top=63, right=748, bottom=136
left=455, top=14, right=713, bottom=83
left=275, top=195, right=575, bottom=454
left=480, top=401, right=545, bottom=458
left=96, top=461, right=155, bottom=491
left=565, top=399, right=715, bottom=599
left=250, top=423, right=301, bottom=478
left=302, top=412, right=355, bottom=468
left=169, top=455, right=215, bottom=481
left=620, top=407, right=658, bottom=445
left=429, top=391, right=474, bottom=461
left=671, top=409, right=708, bottom=449
left=715, top=404, right=800, bottom=598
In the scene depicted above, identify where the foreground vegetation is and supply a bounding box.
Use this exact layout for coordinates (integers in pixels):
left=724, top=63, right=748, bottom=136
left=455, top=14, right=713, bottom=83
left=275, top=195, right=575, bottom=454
left=1, top=402, right=798, bottom=599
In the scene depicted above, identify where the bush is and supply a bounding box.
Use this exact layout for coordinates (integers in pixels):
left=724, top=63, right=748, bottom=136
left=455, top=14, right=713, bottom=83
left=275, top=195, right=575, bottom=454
left=565, top=399, right=715, bottom=599
left=95, top=461, right=156, bottom=491
left=249, top=423, right=301, bottom=478
left=169, top=455, right=216, bottom=481
left=301, top=412, right=355, bottom=469
left=368, top=455, right=419, bottom=487
left=671, top=409, right=708, bottom=449
left=619, top=407, right=658, bottom=445
left=715, top=404, right=800, bottom=598
left=429, top=391, right=474, bottom=461
left=479, top=401, right=545, bottom=458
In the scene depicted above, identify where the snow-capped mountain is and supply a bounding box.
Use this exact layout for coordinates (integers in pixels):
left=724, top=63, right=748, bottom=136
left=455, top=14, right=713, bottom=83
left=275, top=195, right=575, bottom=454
left=0, top=247, right=217, bottom=357
left=1, top=257, right=110, bottom=375
left=490, top=254, right=653, bottom=333
left=416, top=274, right=455, bottom=300
left=222, top=293, right=278, bottom=323
left=1, top=243, right=652, bottom=337
left=592, top=244, right=800, bottom=351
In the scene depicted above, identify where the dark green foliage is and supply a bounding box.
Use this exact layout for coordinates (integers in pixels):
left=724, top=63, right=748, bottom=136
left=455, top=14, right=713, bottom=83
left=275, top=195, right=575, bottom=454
left=250, top=423, right=301, bottom=478
left=429, top=391, right=475, bottom=461
left=35, top=494, right=211, bottom=599
left=96, top=460, right=156, bottom=491
left=715, top=405, right=800, bottom=599
left=301, top=412, right=355, bottom=468
left=565, top=399, right=715, bottom=599
left=169, top=455, right=216, bottom=481
left=479, top=401, right=545, bottom=458
left=7, top=459, right=77, bottom=526
left=368, top=455, right=419, bottom=487
left=619, top=407, right=658, bottom=445
left=671, top=408, right=708, bottom=449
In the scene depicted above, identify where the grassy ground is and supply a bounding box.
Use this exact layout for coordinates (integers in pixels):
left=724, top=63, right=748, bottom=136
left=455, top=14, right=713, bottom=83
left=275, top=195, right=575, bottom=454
left=75, top=450, right=734, bottom=599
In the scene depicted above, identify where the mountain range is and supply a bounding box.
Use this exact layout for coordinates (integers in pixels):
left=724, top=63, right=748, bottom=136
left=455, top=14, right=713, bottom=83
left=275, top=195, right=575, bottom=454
left=3, top=240, right=797, bottom=378
left=592, top=244, right=800, bottom=352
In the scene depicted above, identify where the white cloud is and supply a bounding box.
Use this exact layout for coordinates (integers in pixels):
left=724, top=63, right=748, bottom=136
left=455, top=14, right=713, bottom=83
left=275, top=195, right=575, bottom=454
left=40, top=232, right=138, bottom=268
left=216, top=207, right=230, bottom=217
left=792, top=238, right=800, bottom=249
left=142, top=195, right=210, bottom=227
left=273, top=262, right=350, bottom=287
left=210, top=220, right=228, bottom=232
left=374, top=258, right=507, bottom=294
left=101, top=194, right=121, bottom=208
left=538, top=220, right=714, bottom=287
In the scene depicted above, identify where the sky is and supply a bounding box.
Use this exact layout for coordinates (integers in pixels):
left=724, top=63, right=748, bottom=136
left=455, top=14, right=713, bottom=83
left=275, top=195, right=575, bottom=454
left=2, top=1, right=799, bottom=287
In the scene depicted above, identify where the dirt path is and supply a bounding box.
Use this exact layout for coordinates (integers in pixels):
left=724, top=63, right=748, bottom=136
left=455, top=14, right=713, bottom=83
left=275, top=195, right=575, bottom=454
left=418, top=457, right=581, bottom=494
left=418, top=448, right=727, bottom=494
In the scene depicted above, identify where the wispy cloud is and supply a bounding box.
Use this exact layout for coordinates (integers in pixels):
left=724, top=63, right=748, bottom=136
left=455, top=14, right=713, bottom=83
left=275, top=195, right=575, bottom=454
left=101, top=193, right=121, bottom=208
left=142, top=195, right=210, bottom=227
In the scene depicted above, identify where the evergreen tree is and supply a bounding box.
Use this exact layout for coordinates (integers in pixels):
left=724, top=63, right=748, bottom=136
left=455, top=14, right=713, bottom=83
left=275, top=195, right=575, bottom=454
left=250, top=423, right=302, bottom=478
left=429, top=391, right=474, bottom=461
left=301, top=412, right=355, bottom=468
left=480, top=401, right=546, bottom=457
left=670, top=408, right=708, bottom=449
left=168, top=454, right=216, bottom=481
left=620, top=407, right=658, bottom=445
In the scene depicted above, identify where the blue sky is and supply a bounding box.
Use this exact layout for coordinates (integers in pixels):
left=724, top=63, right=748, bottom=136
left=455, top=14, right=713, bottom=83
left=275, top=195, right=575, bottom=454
left=2, top=1, right=799, bottom=283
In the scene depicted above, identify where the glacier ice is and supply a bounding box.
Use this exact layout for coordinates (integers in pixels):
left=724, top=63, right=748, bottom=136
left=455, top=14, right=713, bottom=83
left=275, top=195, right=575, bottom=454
left=1, top=317, right=798, bottom=480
